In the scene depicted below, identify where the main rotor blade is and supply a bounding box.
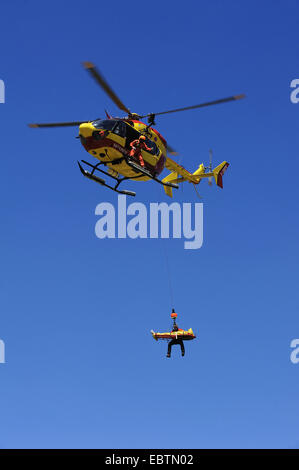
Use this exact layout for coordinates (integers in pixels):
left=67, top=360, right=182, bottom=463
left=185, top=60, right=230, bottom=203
left=166, top=144, right=179, bottom=156
left=140, top=94, right=245, bottom=118
left=28, top=121, right=88, bottom=128
left=83, top=62, right=130, bottom=115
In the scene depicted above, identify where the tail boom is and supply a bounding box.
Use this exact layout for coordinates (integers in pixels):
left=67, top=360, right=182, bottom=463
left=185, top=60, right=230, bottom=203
left=162, top=157, right=229, bottom=197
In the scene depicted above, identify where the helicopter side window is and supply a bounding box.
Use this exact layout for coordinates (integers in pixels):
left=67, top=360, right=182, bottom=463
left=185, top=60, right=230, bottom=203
left=112, top=121, right=126, bottom=137
left=145, top=138, right=160, bottom=156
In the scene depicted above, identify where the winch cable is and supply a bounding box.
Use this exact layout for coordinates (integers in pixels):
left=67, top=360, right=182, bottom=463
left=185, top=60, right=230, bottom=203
left=154, top=182, right=175, bottom=312
left=162, top=243, right=175, bottom=311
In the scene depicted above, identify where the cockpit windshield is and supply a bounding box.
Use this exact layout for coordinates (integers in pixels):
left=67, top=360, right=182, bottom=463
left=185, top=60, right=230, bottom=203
left=92, top=119, right=126, bottom=137
left=92, top=119, right=116, bottom=130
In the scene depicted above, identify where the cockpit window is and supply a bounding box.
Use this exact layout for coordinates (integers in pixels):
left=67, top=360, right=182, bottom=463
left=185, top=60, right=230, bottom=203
left=92, top=119, right=126, bottom=137
left=92, top=119, right=115, bottom=130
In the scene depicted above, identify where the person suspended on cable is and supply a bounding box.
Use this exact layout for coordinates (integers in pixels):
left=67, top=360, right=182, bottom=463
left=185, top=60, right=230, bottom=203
left=167, top=311, right=185, bottom=358
left=151, top=309, right=196, bottom=358
left=129, top=135, right=153, bottom=167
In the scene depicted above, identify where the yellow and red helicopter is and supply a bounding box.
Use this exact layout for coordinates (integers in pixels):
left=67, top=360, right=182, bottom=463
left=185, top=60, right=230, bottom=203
left=29, top=62, right=245, bottom=197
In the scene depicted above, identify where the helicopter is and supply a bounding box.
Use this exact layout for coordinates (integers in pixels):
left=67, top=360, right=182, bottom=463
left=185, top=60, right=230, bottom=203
left=29, top=62, right=245, bottom=197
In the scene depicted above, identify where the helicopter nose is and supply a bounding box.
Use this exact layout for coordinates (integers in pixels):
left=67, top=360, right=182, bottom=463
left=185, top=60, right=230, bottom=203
left=79, top=122, right=94, bottom=138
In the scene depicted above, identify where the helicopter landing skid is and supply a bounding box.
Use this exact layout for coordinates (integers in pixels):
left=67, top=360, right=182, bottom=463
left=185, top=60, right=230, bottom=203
left=126, top=159, right=179, bottom=190
left=78, top=160, right=137, bottom=196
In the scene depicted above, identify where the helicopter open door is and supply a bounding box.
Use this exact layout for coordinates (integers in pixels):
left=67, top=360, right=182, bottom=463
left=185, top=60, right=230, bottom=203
left=124, top=122, right=140, bottom=150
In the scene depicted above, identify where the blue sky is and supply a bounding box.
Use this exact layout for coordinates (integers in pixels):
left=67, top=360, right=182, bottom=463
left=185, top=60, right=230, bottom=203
left=0, top=0, right=298, bottom=449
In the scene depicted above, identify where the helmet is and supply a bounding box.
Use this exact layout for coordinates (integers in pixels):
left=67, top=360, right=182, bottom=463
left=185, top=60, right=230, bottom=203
left=139, top=135, right=146, bottom=140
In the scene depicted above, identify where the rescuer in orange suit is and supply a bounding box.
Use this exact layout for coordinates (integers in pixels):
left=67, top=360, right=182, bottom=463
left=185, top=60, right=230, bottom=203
left=129, top=135, right=153, bottom=167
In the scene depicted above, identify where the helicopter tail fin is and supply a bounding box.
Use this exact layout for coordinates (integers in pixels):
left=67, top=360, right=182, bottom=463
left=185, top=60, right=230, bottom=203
left=192, top=163, right=205, bottom=177
left=212, top=161, right=229, bottom=188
